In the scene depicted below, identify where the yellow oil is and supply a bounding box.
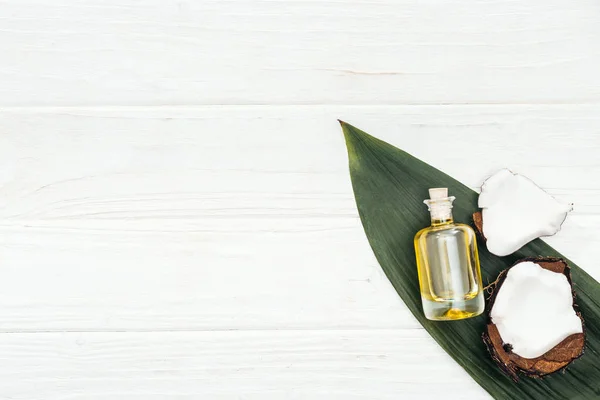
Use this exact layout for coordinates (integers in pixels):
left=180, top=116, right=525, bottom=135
left=414, top=218, right=484, bottom=321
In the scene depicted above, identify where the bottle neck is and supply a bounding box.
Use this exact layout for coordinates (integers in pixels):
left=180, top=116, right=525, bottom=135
left=431, top=215, right=454, bottom=226
left=424, top=196, right=455, bottom=227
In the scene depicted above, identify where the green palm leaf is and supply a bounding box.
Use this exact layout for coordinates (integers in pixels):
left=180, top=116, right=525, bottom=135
left=340, top=121, right=600, bottom=399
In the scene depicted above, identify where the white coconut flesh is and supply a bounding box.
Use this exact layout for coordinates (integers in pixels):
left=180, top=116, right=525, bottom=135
left=479, top=169, right=572, bottom=257
left=490, top=261, right=583, bottom=359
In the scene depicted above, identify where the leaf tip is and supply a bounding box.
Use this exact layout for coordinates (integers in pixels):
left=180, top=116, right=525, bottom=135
left=338, top=120, right=362, bottom=168
left=338, top=119, right=356, bottom=141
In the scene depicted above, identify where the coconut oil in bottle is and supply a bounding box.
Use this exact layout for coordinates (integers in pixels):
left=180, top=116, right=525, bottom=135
left=414, top=188, right=484, bottom=321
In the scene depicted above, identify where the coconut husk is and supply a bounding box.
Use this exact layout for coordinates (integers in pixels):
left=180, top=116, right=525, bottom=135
left=472, top=211, right=485, bottom=239
left=481, top=257, right=585, bottom=380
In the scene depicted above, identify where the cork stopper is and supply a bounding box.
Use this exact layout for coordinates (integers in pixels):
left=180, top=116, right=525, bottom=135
left=429, top=188, right=448, bottom=200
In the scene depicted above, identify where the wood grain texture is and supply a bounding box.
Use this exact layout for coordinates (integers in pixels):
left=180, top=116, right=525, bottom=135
left=0, top=330, right=486, bottom=399
left=0, top=106, right=598, bottom=334
left=2, top=0, right=600, bottom=397
left=0, top=0, right=599, bottom=106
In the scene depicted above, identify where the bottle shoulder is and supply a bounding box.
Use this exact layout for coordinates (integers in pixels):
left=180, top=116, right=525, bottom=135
left=452, top=222, right=476, bottom=233
left=415, top=222, right=476, bottom=238
left=414, top=226, right=431, bottom=240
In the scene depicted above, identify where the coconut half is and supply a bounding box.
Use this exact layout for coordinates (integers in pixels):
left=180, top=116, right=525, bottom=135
left=474, top=169, right=572, bottom=257
left=482, top=258, right=585, bottom=379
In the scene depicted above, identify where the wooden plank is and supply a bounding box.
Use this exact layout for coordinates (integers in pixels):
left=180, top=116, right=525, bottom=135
left=0, top=105, right=598, bottom=332
left=0, top=0, right=598, bottom=106
left=0, top=329, right=488, bottom=399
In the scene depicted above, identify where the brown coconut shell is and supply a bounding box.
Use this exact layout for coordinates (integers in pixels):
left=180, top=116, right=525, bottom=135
left=473, top=211, right=485, bottom=239
left=481, top=257, right=585, bottom=380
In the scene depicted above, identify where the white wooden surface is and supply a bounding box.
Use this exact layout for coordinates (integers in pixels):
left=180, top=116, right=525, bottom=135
left=1, top=1, right=599, bottom=399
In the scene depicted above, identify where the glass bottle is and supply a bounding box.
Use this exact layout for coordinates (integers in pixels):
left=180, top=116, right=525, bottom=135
left=414, top=188, right=484, bottom=321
